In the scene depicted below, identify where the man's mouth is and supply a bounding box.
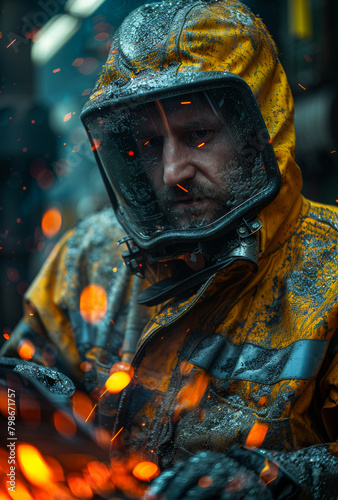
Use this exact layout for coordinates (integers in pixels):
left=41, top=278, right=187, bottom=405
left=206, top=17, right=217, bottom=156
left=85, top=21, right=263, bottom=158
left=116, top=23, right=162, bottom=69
left=172, top=196, right=205, bottom=209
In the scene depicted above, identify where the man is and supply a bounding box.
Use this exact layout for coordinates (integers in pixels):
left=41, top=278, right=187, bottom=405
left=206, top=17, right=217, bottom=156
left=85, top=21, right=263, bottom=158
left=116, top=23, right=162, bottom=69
left=1, top=0, right=338, bottom=498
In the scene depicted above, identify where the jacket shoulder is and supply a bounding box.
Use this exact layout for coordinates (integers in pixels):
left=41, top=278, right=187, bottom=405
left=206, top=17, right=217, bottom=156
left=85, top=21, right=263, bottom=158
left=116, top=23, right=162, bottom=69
left=306, top=200, right=338, bottom=232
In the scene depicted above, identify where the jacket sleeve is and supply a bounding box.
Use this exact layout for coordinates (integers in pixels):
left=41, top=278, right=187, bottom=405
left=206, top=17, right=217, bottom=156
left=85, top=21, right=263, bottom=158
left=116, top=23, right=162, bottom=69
left=0, top=227, right=84, bottom=381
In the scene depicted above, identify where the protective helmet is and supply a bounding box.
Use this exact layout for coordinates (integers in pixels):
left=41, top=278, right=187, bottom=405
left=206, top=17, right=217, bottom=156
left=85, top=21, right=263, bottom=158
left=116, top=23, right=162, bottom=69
left=81, top=0, right=282, bottom=302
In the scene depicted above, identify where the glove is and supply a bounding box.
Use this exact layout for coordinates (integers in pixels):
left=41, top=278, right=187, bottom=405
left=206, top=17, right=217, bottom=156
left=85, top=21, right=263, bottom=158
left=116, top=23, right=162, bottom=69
left=142, top=446, right=300, bottom=500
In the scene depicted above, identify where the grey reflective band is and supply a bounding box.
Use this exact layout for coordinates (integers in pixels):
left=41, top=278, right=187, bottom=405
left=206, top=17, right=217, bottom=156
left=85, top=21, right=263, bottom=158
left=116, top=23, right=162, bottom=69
left=188, top=335, right=329, bottom=383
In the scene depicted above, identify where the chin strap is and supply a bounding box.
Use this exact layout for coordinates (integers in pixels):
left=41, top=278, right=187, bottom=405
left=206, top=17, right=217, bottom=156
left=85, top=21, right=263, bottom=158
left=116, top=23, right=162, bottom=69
left=117, top=219, right=261, bottom=307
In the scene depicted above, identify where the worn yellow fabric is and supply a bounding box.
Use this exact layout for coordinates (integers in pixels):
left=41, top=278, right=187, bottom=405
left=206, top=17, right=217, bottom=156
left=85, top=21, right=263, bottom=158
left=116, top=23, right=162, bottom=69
left=2, top=0, right=338, bottom=467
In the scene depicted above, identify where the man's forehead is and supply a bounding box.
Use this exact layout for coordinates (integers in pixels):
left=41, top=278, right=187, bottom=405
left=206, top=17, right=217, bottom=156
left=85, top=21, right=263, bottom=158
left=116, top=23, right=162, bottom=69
left=132, top=94, right=224, bottom=133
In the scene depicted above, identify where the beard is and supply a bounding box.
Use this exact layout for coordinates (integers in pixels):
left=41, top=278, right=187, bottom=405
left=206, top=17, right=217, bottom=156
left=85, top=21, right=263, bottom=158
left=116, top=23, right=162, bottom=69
left=157, top=181, right=231, bottom=229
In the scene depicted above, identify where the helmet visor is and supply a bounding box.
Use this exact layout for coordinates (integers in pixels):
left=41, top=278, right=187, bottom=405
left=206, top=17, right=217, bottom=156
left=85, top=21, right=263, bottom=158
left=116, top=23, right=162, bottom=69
left=86, top=86, right=273, bottom=247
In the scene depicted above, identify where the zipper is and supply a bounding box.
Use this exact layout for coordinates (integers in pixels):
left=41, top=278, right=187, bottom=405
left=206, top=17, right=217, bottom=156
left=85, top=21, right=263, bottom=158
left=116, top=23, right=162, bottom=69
left=113, top=273, right=218, bottom=433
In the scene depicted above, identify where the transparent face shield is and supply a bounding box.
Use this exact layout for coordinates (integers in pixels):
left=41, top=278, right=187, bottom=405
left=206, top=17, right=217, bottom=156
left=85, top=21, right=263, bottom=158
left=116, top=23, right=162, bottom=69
left=86, top=86, right=273, bottom=248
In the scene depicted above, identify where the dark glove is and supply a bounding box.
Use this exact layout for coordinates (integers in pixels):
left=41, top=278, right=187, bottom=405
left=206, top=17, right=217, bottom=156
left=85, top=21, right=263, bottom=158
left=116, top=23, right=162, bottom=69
left=143, top=446, right=301, bottom=500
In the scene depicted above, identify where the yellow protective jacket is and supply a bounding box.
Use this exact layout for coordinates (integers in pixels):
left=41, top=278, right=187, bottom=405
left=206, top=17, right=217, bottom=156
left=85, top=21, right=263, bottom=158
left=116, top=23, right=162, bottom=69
left=2, top=0, right=338, bottom=482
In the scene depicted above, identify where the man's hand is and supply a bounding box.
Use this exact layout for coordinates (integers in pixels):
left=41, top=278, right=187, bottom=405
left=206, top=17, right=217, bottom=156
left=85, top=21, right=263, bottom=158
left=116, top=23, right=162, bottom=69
left=142, top=446, right=301, bottom=500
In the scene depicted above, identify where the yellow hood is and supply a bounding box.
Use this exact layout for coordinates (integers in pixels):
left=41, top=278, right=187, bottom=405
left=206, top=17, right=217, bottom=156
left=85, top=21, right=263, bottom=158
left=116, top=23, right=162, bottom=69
left=86, top=0, right=303, bottom=256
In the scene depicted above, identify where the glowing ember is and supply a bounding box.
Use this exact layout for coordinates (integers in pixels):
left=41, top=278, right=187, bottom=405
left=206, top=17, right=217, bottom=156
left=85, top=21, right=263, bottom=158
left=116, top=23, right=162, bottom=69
left=173, top=369, right=210, bottom=420
left=41, top=208, right=62, bottom=238
left=197, top=142, right=205, bottom=148
left=259, top=458, right=279, bottom=485
left=104, top=371, right=131, bottom=394
left=245, top=421, right=269, bottom=448
left=17, top=340, right=35, bottom=360
left=90, top=139, right=101, bottom=151
left=132, top=461, right=160, bottom=481
left=64, top=112, right=72, bottom=122
left=128, top=151, right=135, bottom=156
left=80, top=284, right=107, bottom=324
left=17, top=444, right=53, bottom=487
left=298, top=83, right=306, bottom=90
left=181, top=101, right=191, bottom=105
left=176, top=184, right=188, bottom=192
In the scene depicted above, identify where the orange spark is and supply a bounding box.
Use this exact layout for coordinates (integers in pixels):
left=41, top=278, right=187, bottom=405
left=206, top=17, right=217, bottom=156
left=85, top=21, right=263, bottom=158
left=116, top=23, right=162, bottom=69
left=330, top=150, right=336, bottom=153
left=197, top=142, right=205, bottom=148
left=7, top=39, right=16, bottom=48
left=298, top=83, right=306, bottom=90
left=181, top=101, right=191, bottom=105
left=52, top=68, right=60, bottom=73
left=245, top=421, right=269, bottom=448
left=177, top=184, right=188, bottom=192
left=85, top=403, right=97, bottom=422
left=132, top=461, right=160, bottom=481
left=111, top=426, right=123, bottom=442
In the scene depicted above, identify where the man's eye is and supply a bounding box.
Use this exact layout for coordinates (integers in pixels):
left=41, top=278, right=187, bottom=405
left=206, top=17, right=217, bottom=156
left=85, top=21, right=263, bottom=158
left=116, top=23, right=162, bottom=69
left=185, top=130, right=214, bottom=145
left=195, top=130, right=209, bottom=138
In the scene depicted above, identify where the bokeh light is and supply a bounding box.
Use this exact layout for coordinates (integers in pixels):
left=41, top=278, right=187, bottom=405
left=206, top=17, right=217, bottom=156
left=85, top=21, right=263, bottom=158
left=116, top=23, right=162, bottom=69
left=41, top=208, right=62, bottom=238
left=80, top=284, right=107, bottom=324
left=132, top=461, right=160, bottom=481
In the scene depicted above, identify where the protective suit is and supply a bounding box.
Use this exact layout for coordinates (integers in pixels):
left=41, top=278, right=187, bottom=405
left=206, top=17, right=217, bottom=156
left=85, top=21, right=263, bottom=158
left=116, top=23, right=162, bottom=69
left=2, top=0, right=338, bottom=498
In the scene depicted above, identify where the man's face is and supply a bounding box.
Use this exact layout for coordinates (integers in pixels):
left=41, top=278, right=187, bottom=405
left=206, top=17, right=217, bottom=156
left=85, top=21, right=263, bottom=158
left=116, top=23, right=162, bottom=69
left=134, top=96, right=243, bottom=229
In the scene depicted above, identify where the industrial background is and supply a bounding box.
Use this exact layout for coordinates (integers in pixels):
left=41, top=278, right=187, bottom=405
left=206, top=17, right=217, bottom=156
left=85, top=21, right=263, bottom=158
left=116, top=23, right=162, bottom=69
left=1, top=0, right=337, bottom=344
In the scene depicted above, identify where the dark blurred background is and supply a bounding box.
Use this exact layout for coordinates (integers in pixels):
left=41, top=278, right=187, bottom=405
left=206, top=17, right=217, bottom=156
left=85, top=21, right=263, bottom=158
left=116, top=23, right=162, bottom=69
left=1, top=0, right=337, bottom=344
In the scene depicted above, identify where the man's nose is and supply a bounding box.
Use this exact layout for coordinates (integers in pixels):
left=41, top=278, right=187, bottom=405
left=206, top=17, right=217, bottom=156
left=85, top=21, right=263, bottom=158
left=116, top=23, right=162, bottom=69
left=162, top=136, right=196, bottom=186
